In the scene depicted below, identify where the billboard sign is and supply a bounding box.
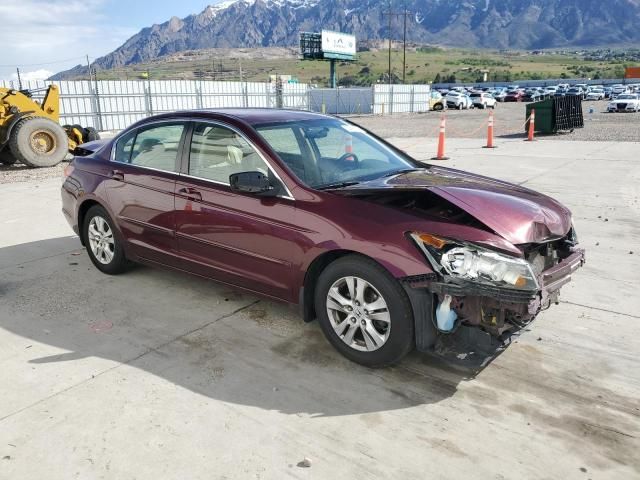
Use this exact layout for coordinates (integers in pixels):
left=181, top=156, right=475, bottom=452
left=321, top=30, right=356, bottom=58
left=625, top=67, right=640, bottom=79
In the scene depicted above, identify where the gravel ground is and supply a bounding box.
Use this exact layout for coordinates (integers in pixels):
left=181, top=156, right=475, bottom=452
left=351, top=100, right=640, bottom=142
left=1, top=101, right=638, bottom=184
left=0, top=160, right=68, bottom=184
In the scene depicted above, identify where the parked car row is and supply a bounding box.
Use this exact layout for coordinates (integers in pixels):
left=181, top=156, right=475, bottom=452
left=434, top=83, right=640, bottom=107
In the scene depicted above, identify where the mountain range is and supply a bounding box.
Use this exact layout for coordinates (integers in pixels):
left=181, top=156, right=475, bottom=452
left=53, top=0, right=640, bottom=79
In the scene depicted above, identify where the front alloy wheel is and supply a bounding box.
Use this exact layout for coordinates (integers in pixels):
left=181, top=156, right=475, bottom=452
left=326, top=276, right=391, bottom=352
left=314, top=255, right=414, bottom=367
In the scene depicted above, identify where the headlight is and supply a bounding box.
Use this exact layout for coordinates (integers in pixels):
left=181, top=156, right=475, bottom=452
left=410, top=233, right=539, bottom=291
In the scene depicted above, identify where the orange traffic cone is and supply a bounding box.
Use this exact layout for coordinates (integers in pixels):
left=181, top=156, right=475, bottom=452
left=431, top=115, right=449, bottom=160
left=526, top=109, right=536, bottom=141
left=483, top=110, right=496, bottom=149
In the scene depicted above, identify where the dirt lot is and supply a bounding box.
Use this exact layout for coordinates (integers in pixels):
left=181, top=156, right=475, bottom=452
left=1, top=138, right=639, bottom=479
left=351, top=100, right=640, bottom=142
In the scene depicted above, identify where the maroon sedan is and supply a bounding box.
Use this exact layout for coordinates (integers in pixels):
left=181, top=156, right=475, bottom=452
left=62, top=109, right=584, bottom=367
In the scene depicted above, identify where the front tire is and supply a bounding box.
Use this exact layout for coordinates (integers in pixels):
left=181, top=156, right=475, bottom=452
left=9, top=117, right=68, bottom=168
left=83, top=205, right=128, bottom=275
left=314, top=255, right=414, bottom=367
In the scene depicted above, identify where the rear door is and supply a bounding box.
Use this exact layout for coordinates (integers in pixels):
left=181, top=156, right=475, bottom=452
left=174, top=121, right=299, bottom=301
left=105, top=121, right=187, bottom=265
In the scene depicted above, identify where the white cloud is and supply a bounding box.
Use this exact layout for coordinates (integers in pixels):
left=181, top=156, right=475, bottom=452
left=0, top=0, right=136, bottom=79
left=11, top=69, right=54, bottom=81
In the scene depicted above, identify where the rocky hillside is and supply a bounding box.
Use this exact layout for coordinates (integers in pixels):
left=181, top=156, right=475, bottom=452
left=53, top=0, right=640, bottom=79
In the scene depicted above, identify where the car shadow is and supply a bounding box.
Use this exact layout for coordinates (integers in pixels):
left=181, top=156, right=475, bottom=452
left=0, top=237, right=489, bottom=418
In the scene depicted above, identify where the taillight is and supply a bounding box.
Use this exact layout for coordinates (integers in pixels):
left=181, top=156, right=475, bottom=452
left=63, top=164, right=74, bottom=178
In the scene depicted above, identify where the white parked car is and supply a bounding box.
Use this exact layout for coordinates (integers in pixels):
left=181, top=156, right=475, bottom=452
left=610, top=84, right=630, bottom=98
left=470, top=92, right=497, bottom=109
left=607, top=94, right=640, bottom=112
left=445, top=92, right=474, bottom=110
left=586, top=88, right=605, bottom=101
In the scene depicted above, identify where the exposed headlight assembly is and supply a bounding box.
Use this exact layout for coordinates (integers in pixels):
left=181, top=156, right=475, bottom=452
left=410, top=232, right=539, bottom=291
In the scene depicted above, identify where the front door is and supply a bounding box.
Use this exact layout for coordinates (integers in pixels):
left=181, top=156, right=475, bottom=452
left=174, top=121, right=300, bottom=301
left=105, top=121, right=187, bottom=265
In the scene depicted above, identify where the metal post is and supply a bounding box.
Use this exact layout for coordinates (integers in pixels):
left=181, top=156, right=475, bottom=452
left=410, top=85, right=414, bottom=113
left=16, top=68, right=22, bottom=90
left=146, top=70, right=153, bottom=116
left=402, top=3, right=407, bottom=84
left=196, top=80, right=203, bottom=109
left=243, top=82, right=249, bottom=108
left=329, top=59, right=337, bottom=89
left=387, top=0, right=392, bottom=84
left=390, top=85, right=394, bottom=115
left=91, top=67, right=104, bottom=131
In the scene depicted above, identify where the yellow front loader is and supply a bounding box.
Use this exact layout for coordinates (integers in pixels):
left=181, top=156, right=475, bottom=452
left=0, top=85, right=99, bottom=168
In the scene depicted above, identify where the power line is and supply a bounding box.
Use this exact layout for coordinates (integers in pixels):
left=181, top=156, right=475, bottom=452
left=0, top=56, right=89, bottom=68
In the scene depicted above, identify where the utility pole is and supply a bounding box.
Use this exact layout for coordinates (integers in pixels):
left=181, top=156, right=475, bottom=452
left=385, top=0, right=392, bottom=84
left=402, top=2, right=408, bottom=83
left=86, top=55, right=92, bottom=82
left=383, top=4, right=412, bottom=84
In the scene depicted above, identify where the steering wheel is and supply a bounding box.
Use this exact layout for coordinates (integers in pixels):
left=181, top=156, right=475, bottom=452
left=336, top=152, right=360, bottom=167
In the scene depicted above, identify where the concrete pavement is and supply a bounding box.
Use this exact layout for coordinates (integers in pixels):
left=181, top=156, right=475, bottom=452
left=0, top=138, right=639, bottom=479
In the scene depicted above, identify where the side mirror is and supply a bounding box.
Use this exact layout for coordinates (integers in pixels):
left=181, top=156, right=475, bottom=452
left=229, top=171, right=277, bottom=196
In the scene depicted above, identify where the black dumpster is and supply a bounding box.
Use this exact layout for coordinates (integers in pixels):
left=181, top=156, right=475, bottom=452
left=525, top=96, right=584, bottom=134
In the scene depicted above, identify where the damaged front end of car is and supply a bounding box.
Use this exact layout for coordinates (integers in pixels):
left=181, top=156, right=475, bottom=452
left=403, top=227, right=585, bottom=368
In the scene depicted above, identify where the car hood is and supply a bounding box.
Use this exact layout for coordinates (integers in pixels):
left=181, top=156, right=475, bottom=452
left=331, top=168, right=573, bottom=245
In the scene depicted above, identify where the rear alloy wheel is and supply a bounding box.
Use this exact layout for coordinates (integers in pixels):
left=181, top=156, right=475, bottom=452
left=315, top=255, right=414, bottom=367
left=83, top=205, right=128, bottom=274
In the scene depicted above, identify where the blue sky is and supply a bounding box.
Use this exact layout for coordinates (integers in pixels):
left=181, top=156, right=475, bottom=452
left=0, top=0, right=219, bottom=79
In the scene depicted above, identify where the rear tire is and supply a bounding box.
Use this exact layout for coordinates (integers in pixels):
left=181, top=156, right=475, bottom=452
left=9, top=117, right=68, bottom=168
left=83, top=205, right=128, bottom=275
left=314, top=255, right=414, bottom=368
left=0, top=148, right=17, bottom=166
left=83, top=127, right=100, bottom=142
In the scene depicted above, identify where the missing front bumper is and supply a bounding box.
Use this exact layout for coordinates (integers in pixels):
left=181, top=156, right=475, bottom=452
left=405, top=248, right=586, bottom=365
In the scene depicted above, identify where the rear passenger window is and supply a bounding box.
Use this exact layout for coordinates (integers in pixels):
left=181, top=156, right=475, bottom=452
left=188, top=123, right=269, bottom=184
left=114, top=123, right=185, bottom=172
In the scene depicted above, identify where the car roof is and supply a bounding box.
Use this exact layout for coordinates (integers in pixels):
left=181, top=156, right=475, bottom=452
left=142, top=108, right=331, bottom=126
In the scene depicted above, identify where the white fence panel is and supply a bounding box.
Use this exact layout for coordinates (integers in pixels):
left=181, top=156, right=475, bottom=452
left=1, top=79, right=435, bottom=132
left=97, top=80, right=147, bottom=130
left=282, top=84, right=309, bottom=110
left=373, top=84, right=431, bottom=114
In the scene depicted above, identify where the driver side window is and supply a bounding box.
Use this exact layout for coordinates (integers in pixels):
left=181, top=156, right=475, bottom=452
left=314, top=129, right=391, bottom=164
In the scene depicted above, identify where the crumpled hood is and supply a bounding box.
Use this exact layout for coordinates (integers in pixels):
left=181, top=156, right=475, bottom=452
left=334, top=167, right=573, bottom=245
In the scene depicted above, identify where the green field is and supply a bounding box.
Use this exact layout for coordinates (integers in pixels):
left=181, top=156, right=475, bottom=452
left=92, top=47, right=635, bottom=85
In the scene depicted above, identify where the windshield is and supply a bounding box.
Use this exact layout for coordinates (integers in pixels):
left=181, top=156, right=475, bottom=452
left=254, top=118, right=417, bottom=189
left=617, top=95, right=636, bottom=100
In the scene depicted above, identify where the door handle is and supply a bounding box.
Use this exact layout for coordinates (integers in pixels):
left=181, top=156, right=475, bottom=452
left=178, top=187, right=202, bottom=201
left=111, top=169, right=124, bottom=181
